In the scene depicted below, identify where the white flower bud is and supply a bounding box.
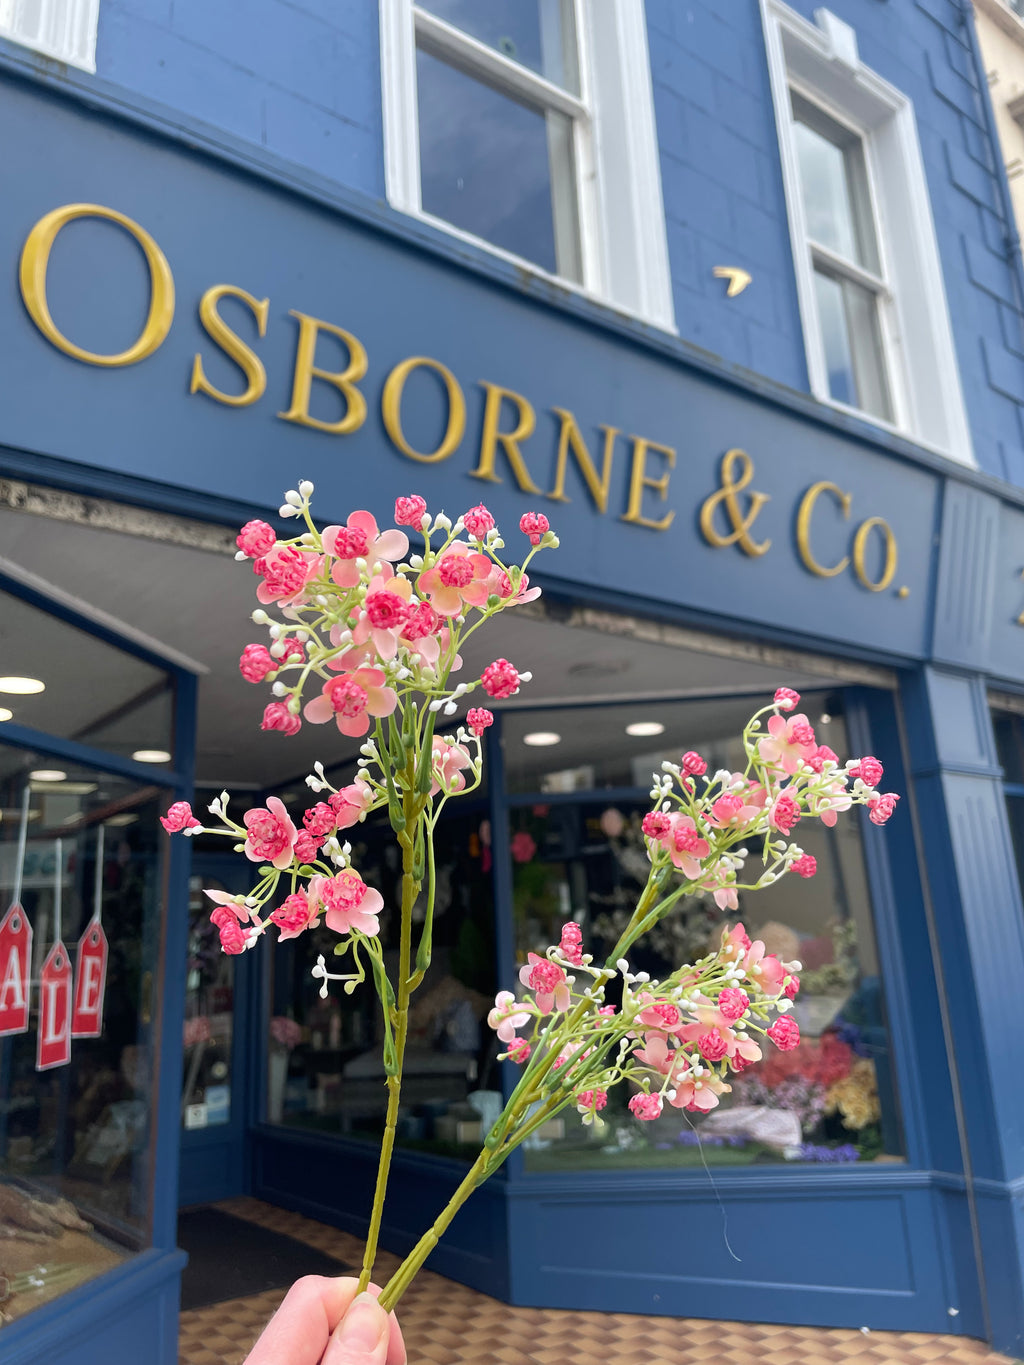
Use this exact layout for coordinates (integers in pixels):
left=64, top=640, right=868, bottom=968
left=356, top=770, right=370, bottom=783
left=235, top=550, right=248, bottom=562
left=284, top=489, right=302, bottom=507
left=271, top=681, right=287, bottom=697
left=434, top=514, right=452, bottom=532
left=252, top=609, right=269, bottom=625
left=300, top=532, right=314, bottom=545
left=519, top=671, right=533, bottom=683
left=444, top=700, right=458, bottom=715
left=306, top=775, right=323, bottom=790
left=775, top=998, right=793, bottom=1014
left=299, top=480, right=314, bottom=497
left=420, top=512, right=431, bottom=531
left=279, top=504, right=298, bottom=518
left=268, top=623, right=281, bottom=639
left=409, top=554, right=424, bottom=569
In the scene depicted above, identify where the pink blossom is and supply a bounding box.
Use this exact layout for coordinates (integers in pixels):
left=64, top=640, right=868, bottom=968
left=487, top=990, right=531, bottom=1043
left=706, top=783, right=764, bottom=831
left=576, top=1089, right=608, bottom=1116
left=784, top=974, right=800, bottom=1001
left=722, top=923, right=752, bottom=957
left=303, top=668, right=398, bottom=737
left=467, top=707, right=494, bottom=736
left=774, top=687, right=800, bottom=711
left=217, top=919, right=248, bottom=954
left=351, top=569, right=413, bottom=661
left=316, top=871, right=384, bottom=936
left=849, top=756, right=884, bottom=788
left=481, top=658, right=520, bottom=699
left=243, top=797, right=297, bottom=869
left=559, top=921, right=583, bottom=966
left=240, top=643, right=277, bottom=683
left=270, top=890, right=321, bottom=941
left=253, top=545, right=322, bottom=607
left=329, top=780, right=375, bottom=829
left=323, top=511, right=409, bottom=589
left=635, top=998, right=683, bottom=1033
left=806, top=744, right=838, bottom=773
left=510, top=830, right=536, bottom=863
left=718, top=987, right=749, bottom=1022
left=394, top=495, right=427, bottom=527
left=768, top=1017, right=801, bottom=1051
left=697, top=1031, right=729, bottom=1062
left=681, top=751, right=708, bottom=776
left=810, top=778, right=853, bottom=828
left=205, top=890, right=250, bottom=922
left=418, top=543, right=493, bottom=616
left=161, top=801, right=201, bottom=833
left=237, top=520, right=277, bottom=558
left=791, top=854, right=817, bottom=878
left=660, top=813, right=710, bottom=878
left=669, top=1072, right=731, bottom=1113
left=277, top=637, right=305, bottom=664
left=743, top=940, right=787, bottom=995
left=292, top=830, right=320, bottom=863
left=400, top=601, right=445, bottom=666
left=868, top=793, right=900, bottom=826
left=506, top=1038, right=531, bottom=1064
left=628, top=1093, right=663, bottom=1121
left=432, top=738, right=473, bottom=795
left=642, top=811, right=672, bottom=840
left=518, top=952, right=571, bottom=1014
left=261, top=702, right=302, bottom=737
left=701, top=860, right=739, bottom=911
left=463, top=504, right=496, bottom=539
left=758, top=712, right=818, bottom=775
left=494, top=569, right=542, bottom=606
left=304, top=803, right=337, bottom=838
left=519, top=511, right=550, bottom=545
left=769, top=792, right=801, bottom=835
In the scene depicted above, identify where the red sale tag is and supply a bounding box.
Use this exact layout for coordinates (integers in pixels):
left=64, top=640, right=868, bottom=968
left=71, top=920, right=108, bottom=1039
left=0, top=902, right=32, bottom=1036
left=36, top=941, right=72, bottom=1071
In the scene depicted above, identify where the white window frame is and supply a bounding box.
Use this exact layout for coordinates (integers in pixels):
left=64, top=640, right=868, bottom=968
left=0, top=0, right=99, bottom=72
left=762, top=1, right=974, bottom=465
left=380, top=0, right=675, bottom=332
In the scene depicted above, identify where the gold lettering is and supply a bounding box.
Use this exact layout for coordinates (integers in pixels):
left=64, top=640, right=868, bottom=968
left=471, top=382, right=541, bottom=492
left=548, top=408, right=619, bottom=514
left=19, top=203, right=174, bottom=367
left=622, top=436, right=676, bottom=531
left=278, top=310, right=367, bottom=434
left=382, top=356, right=465, bottom=463
left=795, top=481, right=851, bottom=578
left=852, top=516, right=898, bottom=592
left=698, top=449, right=770, bottom=555
left=190, top=285, right=269, bottom=407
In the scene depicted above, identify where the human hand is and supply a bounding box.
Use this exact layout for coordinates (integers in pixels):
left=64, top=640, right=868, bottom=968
left=243, top=1276, right=406, bottom=1365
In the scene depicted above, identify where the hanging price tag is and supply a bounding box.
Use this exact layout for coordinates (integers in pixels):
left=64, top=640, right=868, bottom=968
left=0, top=902, right=32, bottom=1036
left=37, top=941, right=72, bottom=1071
left=71, top=920, right=108, bottom=1038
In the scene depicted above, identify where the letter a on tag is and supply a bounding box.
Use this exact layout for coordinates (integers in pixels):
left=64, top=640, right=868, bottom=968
left=37, top=941, right=72, bottom=1070
left=0, top=902, right=32, bottom=1035
left=72, top=920, right=108, bottom=1038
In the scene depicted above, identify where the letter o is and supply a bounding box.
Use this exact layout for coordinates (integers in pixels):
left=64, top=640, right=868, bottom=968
left=19, top=203, right=175, bottom=367
left=382, top=356, right=465, bottom=463
left=852, top=516, right=898, bottom=592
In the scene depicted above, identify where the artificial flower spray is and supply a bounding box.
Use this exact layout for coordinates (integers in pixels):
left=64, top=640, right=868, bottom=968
left=162, top=484, right=898, bottom=1316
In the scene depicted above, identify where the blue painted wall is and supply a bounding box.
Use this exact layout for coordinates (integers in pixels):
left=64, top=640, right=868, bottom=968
left=56, top=0, right=1024, bottom=483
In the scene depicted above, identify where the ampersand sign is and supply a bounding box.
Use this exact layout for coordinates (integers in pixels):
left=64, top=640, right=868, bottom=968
left=72, top=920, right=108, bottom=1039
left=37, top=941, right=72, bottom=1071
left=0, top=902, right=32, bottom=1036
left=699, top=448, right=772, bottom=557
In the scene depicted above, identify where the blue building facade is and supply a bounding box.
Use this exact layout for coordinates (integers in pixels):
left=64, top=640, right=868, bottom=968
left=3, top=0, right=1024, bottom=1360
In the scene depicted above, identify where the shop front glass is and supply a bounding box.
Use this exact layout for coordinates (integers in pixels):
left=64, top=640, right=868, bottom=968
left=0, top=587, right=173, bottom=1323
left=503, top=691, right=904, bottom=1171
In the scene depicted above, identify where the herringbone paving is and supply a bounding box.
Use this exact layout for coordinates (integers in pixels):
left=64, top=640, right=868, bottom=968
left=177, top=1198, right=1017, bottom=1365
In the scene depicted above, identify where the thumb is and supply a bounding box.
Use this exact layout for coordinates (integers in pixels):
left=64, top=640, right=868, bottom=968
left=322, top=1292, right=390, bottom=1365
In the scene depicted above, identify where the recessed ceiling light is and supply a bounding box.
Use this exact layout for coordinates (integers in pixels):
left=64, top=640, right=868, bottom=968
left=29, top=769, right=67, bottom=782
left=132, top=749, right=172, bottom=764
left=523, top=732, right=561, bottom=747
left=0, top=676, right=44, bottom=694
left=0, top=708, right=12, bottom=722
left=105, top=813, right=138, bottom=826
left=819, top=713, right=832, bottom=725
left=40, top=781, right=97, bottom=796
left=625, top=721, right=665, bottom=737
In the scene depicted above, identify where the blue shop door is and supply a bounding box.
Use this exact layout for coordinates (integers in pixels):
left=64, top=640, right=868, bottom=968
left=178, top=852, right=258, bottom=1206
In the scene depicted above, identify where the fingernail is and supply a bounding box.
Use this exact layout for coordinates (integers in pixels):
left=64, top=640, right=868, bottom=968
left=337, top=1292, right=387, bottom=1351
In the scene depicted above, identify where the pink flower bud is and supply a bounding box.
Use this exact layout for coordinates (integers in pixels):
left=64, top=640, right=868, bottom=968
left=767, top=1017, right=800, bottom=1051
left=697, top=1032, right=728, bottom=1062
left=394, top=495, right=427, bottom=527
left=507, top=1038, right=531, bottom=1064
left=467, top=707, right=494, bottom=736
left=628, top=1093, right=663, bottom=1121
left=463, top=504, right=496, bottom=539
left=236, top=520, right=276, bottom=558
left=161, top=801, right=201, bottom=834
left=642, top=811, right=672, bottom=840
left=868, top=792, right=899, bottom=826
left=718, top=987, right=749, bottom=1021
left=481, top=658, right=520, bottom=699
left=791, top=854, right=817, bottom=878
left=239, top=643, right=277, bottom=683
left=681, top=751, right=707, bottom=776
left=519, top=511, right=550, bottom=545
left=784, top=975, right=800, bottom=1001
left=774, top=687, right=800, bottom=711
left=303, top=803, right=337, bottom=838
left=261, top=702, right=301, bottom=737
left=850, top=756, right=884, bottom=788
left=292, top=831, right=319, bottom=863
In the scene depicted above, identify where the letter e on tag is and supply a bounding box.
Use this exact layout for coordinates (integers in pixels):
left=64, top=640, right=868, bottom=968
left=72, top=920, right=108, bottom=1039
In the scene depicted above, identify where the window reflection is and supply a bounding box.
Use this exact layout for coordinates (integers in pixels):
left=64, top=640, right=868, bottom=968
left=417, top=0, right=579, bottom=91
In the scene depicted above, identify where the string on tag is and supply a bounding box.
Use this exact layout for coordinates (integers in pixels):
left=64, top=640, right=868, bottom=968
left=93, top=824, right=104, bottom=928
left=681, top=1111, right=742, bottom=1263
left=53, top=837, right=62, bottom=948
left=11, top=784, right=30, bottom=907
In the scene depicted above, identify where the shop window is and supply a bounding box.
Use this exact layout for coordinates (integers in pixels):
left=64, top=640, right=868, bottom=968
left=992, top=702, right=1024, bottom=890
left=0, top=0, right=99, bottom=71
left=267, top=804, right=498, bottom=1158
left=182, top=877, right=236, bottom=1132
left=762, top=2, right=973, bottom=463
left=380, top=0, right=675, bottom=329
left=504, top=693, right=904, bottom=1170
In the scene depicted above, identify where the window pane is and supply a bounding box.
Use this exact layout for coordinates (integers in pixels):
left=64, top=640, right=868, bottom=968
left=791, top=94, right=879, bottom=273
left=416, top=0, right=579, bottom=92
left=993, top=709, right=1024, bottom=786
left=0, top=748, right=168, bottom=1319
left=503, top=696, right=904, bottom=1171
left=182, top=875, right=236, bottom=1130
left=417, top=47, right=581, bottom=281
left=814, top=270, right=892, bottom=421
